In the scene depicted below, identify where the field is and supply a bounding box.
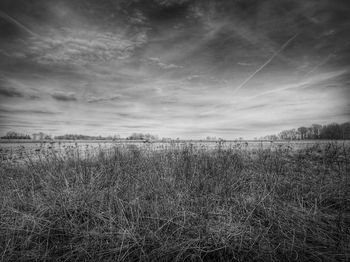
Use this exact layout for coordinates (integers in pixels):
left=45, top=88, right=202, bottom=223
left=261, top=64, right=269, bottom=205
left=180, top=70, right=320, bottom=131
left=0, top=141, right=349, bottom=261
left=1, top=140, right=347, bottom=165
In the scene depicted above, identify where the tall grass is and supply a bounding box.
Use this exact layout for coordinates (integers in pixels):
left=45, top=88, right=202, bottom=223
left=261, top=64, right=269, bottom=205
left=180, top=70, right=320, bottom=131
left=0, top=143, right=349, bottom=261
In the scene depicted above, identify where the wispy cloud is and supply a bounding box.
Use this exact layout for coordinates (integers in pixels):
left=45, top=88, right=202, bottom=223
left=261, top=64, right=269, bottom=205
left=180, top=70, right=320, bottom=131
left=184, top=74, right=227, bottom=86
left=87, top=95, right=122, bottom=103
left=25, top=28, right=148, bottom=66
left=0, top=108, right=59, bottom=115
left=237, top=62, right=256, bottom=67
left=147, top=57, right=183, bottom=70
left=251, top=69, right=348, bottom=98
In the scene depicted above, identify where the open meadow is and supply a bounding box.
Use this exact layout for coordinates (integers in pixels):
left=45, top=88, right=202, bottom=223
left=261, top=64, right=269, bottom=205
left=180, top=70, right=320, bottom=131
left=0, top=140, right=349, bottom=261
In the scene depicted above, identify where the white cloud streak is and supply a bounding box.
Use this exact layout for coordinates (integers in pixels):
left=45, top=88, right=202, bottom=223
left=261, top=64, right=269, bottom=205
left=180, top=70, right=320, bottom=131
left=233, top=33, right=299, bottom=94
left=0, top=11, right=39, bottom=37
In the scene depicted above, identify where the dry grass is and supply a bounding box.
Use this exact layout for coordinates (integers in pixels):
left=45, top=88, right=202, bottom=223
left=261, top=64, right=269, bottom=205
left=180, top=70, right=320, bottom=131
left=0, top=142, right=349, bottom=261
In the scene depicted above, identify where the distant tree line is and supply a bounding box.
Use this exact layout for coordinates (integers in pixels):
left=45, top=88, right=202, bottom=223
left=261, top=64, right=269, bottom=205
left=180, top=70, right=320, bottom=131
left=126, top=133, right=158, bottom=141
left=54, top=134, right=121, bottom=140
left=54, top=133, right=161, bottom=141
left=261, top=122, right=350, bottom=140
left=1, top=131, right=31, bottom=140
left=32, top=132, right=52, bottom=140
left=3, top=122, right=349, bottom=142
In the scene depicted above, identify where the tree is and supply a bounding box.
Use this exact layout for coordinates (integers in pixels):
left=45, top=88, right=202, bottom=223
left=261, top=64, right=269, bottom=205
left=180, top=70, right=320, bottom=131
left=306, top=127, right=313, bottom=139
left=320, top=123, right=342, bottom=139
left=297, top=127, right=308, bottom=140
left=278, top=129, right=298, bottom=140
left=340, top=122, right=350, bottom=139
left=128, top=133, right=158, bottom=141
left=265, top=122, right=350, bottom=141
left=1, top=131, right=31, bottom=139
left=311, top=124, right=322, bottom=139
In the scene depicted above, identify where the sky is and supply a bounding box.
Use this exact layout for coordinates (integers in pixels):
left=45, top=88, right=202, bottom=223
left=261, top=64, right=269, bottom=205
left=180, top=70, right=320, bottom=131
left=0, top=0, right=349, bottom=139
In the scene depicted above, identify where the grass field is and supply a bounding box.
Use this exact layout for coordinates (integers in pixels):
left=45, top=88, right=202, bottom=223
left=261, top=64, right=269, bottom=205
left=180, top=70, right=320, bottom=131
left=0, top=142, right=349, bottom=261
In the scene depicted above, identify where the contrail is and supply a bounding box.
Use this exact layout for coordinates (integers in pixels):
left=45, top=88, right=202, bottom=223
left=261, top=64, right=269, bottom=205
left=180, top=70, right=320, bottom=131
left=0, top=10, right=39, bottom=38
left=233, top=33, right=298, bottom=93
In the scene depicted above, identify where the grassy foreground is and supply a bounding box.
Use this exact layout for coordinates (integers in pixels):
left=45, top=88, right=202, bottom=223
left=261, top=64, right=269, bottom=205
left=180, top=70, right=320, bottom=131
left=0, top=143, right=349, bottom=261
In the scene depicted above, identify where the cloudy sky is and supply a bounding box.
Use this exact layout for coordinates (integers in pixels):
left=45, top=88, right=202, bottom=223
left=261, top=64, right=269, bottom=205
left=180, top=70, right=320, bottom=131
left=0, top=0, right=349, bottom=139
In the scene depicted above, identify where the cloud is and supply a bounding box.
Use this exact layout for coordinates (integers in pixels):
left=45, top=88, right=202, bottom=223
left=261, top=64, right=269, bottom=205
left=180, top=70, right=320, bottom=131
left=237, top=62, right=256, bottom=66
left=0, top=86, right=24, bottom=97
left=237, top=104, right=268, bottom=111
left=184, top=74, right=227, bottom=86
left=0, top=78, right=25, bottom=97
left=87, top=95, right=122, bottom=103
left=51, top=91, right=77, bottom=101
left=147, top=57, right=183, bottom=70
left=0, top=78, right=44, bottom=100
left=0, top=108, right=58, bottom=115
left=26, top=28, right=148, bottom=66
left=251, top=69, right=348, bottom=98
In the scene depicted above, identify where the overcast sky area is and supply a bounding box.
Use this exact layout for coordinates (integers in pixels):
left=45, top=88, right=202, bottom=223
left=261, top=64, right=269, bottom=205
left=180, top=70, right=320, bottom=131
left=0, top=0, right=349, bottom=139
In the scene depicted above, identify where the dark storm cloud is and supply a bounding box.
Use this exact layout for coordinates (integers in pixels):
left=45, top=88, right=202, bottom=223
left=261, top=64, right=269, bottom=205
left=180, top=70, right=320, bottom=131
left=0, top=79, right=43, bottom=100
left=51, top=91, right=77, bottom=101
left=0, top=78, right=22, bottom=97
left=0, top=86, right=23, bottom=97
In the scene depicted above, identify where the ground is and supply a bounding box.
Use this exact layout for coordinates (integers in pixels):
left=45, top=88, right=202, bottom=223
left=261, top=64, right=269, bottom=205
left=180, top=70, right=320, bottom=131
left=0, top=141, right=349, bottom=261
